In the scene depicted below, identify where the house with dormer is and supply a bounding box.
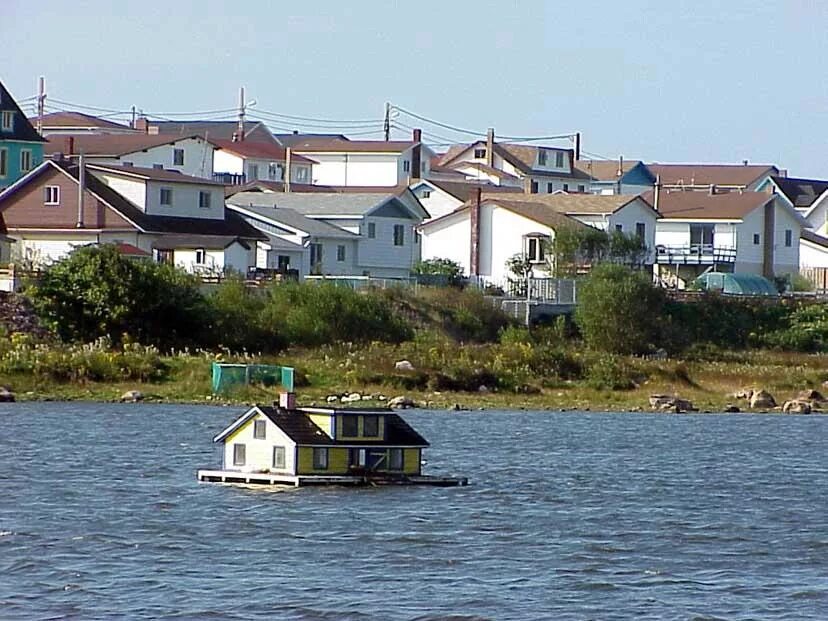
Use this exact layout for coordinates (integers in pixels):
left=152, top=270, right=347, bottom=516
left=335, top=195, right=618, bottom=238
left=0, top=80, right=46, bottom=190
left=0, top=158, right=264, bottom=272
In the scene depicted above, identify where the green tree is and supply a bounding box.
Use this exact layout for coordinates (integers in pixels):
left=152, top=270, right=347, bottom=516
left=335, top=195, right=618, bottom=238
left=574, top=263, right=665, bottom=354
left=413, top=258, right=463, bottom=279
left=27, top=244, right=208, bottom=347
left=551, top=227, right=648, bottom=276
left=208, top=276, right=276, bottom=352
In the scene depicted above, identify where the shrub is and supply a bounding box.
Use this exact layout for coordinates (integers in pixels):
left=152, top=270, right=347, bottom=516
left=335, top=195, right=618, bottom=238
left=207, top=276, right=276, bottom=352
left=761, top=303, right=828, bottom=352
left=583, top=353, right=639, bottom=390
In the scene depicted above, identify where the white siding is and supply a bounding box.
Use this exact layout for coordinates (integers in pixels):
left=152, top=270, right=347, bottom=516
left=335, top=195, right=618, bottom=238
left=773, top=203, right=801, bottom=276
left=222, top=412, right=298, bottom=474
left=95, top=174, right=147, bottom=210
left=420, top=212, right=471, bottom=275
left=303, top=153, right=403, bottom=186
left=118, top=137, right=215, bottom=179
left=213, top=150, right=244, bottom=175
left=735, top=207, right=766, bottom=274
left=144, top=181, right=224, bottom=220
left=411, top=185, right=463, bottom=221
left=801, top=239, right=828, bottom=268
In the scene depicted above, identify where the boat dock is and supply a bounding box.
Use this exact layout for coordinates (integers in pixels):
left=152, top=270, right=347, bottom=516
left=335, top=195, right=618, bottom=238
left=197, top=469, right=469, bottom=487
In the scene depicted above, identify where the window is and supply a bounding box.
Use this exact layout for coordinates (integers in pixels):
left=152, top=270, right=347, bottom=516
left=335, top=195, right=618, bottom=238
left=538, top=149, right=547, bottom=166
left=295, top=167, right=309, bottom=182
left=562, top=183, right=569, bottom=192
left=785, top=229, right=792, bottom=247
left=337, top=245, right=346, bottom=262
left=273, top=446, right=286, bottom=469
left=20, top=150, right=32, bottom=173
left=277, top=255, right=290, bottom=270
left=160, top=187, right=173, bottom=205
left=367, top=222, right=376, bottom=238
left=0, top=148, right=7, bottom=177
left=123, top=161, right=134, bottom=167
left=199, top=191, right=211, bottom=209
left=636, top=222, right=646, bottom=239
left=44, top=185, right=60, bottom=205
left=753, top=233, right=760, bottom=245
left=253, top=419, right=266, bottom=439
left=555, top=151, right=564, bottom=167
left=690, top=224, right=714, bottom=250
left=389, top=448, right=404, bottom=471
left=363, top=415, right=379, bottom=437
left=530, top=180, right=538, bottom=194
left=526, top=237, right=545, bottom=262
left=547, top=182, right=554, bottom=193
left=173, top=148, right=184, bottom=166
left=422, top=190, right=431, bottom=198
left=233, top=444, right=246, bottom=466
left=615, top=224, right=623, bottom=232
left=249, top=164, right=259, bottom=180
left=268, top=162, right=282, bottom=180
left=474, top=148, right=486, bottom=159
left=312, top=447, right=328, bottom=469
left=577, top=185, right=586, bottom=193
left=403, top=160, right=410, bottom=173
left=153, top=163, right=164, bottom=170
left=310, top=243, right=323, bottom=271
left=342, top=415, right=358, bottom=436
left=1, top=111, right=13, bottom=131
left=393, top=224, right=405, bottom=246
left=195, top=248, right=206, bottom=265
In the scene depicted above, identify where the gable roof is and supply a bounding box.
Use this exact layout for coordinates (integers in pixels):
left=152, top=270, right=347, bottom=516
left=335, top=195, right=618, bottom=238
left=642, top=189, right=775, bottom=220
left=437, top=140, right=590, bottom=179
left=412, top=179, right=513, bottom=202
left=421, top=196, right=591, bottom=232
left=801, top=230, right=828, bottom=249
left=0, top=81, right=46, bottom=143
left=289, top=139, right=416, bottom=153
left=35, top=111, right=133, bottom=131
left=454, top=161, right=520, bottom=180
left=479, top=191, right=655, bottom=216
left=228, top=191, right=421, bottom=220
left=145, top=120, right=275, bottom=144
left=575, top=159, right=649, bottom=182
left=298, top=407, right=430, bottom=446
left=770, top=175, right=828, bottom=209
left=274, top=133, right=350, bottom=147
left=227, top=203, right=358, bottom=239
left=86, top=163, right=224, bottom=186
left=212, top=139, right=314, bottom=164
left=648, top=163, right=779, bottom=188
left=226, top=180, right=412, bottom=196
left=44, top=133, right=215, bottom=158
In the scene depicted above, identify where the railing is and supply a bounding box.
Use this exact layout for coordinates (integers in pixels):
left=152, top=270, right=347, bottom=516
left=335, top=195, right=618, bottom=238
left=655, top=244, right=737, bottom=264
left=212, top=172, right=246, bottom=185
left=305, top=275, right=416, bottom=290
left=468, top=276, right=578, bottom=304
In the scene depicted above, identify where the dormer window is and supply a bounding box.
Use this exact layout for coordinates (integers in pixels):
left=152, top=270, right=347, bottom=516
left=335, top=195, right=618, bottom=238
left=363, top=415, right=379, bottom=437
left=538, top=149, right=548, bottom=166
left=555, top=151, right=564, bottom=167
left=173, top=148, right=184, bottom=166
left=1, top=111, right=13, bottom=131
left=474, top=148, right=486, bottom=159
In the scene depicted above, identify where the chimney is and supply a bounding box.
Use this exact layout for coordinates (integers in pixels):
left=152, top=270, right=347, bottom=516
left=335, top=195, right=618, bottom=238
left=574, top=132, right=581, bottom=161
left=64, top=136, right=74, bottom=156
left=410, top=129, right=422, bottom=181
left=743, top=159, right=749, bottom=166
left=76, top=153, right=85, bottom=229
left=617, top=155, right=624, bottom=177
left=653, top=175, right=661, bottom=213
left=486, top=127, right=495, bottom=168
left=284, top=147, right=292, bottom=193
left=134, top=117, right=148, bottom=133
left=470, top=187, right=481, bottom=276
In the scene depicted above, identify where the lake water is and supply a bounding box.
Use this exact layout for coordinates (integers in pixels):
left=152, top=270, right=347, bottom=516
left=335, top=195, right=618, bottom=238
left=1, top=403, right=827, bottom=620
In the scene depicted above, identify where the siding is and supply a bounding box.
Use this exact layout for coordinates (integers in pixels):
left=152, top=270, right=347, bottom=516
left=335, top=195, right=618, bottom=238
left=297, top=446, right=349, bottom=474
left=222, top=413, right=298, bottom=474
left=304, top=153, right=403, bottom=186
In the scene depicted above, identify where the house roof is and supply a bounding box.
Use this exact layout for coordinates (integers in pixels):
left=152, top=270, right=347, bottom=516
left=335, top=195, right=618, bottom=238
left=648, top=163, right=779, bottom=188
left=227, top=180, right=411, bottom=196
left=151, top=234, right=251, bottom=251
left=574, top=159, right=644, bottom=181
left=35, top=111, right=133, bottom=131
left=641, top=189, right=774, bottom=219
left=0, top=81, right=46, bottom=143
left=146, top=120, right=275, bottom=144
left=228, top=203, right=358, bottom=239
left=44, top=133, right=214, bottom=157
left=421, top=196, right=590, bottom=232
left=454, top=161, right=520, bottom=180
left=298, top=407, right=430, bottom=446
left=413, top=180, right=513, bottom=202
left=801, top=230, right=828, bottom=248
left=437, top=141, right=590, bottom=179
left=228, top=191, right=416, bottom=219
left=770, top=175, right=828, bottom=209
left=213, top=139, right=315, bottom=164
left=274, top=133, right=350, bottom=147
left=479, top=191, right=651, bottom=216
left=86, top=163, right=225, bottom=186
left=289, top=139, right=416, bottom=153
left=113, top=242, right=151, bottom=256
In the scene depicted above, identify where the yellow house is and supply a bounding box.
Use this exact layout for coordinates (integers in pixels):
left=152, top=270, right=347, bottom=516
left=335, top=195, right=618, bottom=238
left=211, top=405, right=429, bottom=479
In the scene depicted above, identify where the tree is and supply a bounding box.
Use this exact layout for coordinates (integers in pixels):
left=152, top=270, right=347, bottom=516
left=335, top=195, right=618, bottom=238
left=413, top=258, right=464, bottom=279
left=574, top=263, right=665, bottom=355
left=551, top=226, right=648, bottom=277
left=27, top=244, right=209, bottom=347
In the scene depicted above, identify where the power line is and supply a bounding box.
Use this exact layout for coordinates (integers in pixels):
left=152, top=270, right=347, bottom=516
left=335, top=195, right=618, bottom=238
left=251, top=107, right=382, bottom=125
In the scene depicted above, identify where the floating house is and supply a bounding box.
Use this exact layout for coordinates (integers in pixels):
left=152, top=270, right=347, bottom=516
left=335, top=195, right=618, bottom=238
left=198, top=400, right=467, bottom=487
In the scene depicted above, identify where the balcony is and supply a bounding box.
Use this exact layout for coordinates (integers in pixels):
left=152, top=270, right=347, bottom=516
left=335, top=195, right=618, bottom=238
left=655, top=244, right=736, bottom=265
left=213, top=172, right=246, bottom=185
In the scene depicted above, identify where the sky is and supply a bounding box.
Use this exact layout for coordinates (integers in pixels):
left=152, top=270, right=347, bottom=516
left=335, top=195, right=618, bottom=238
left=3, top=0, right=827, bottom=176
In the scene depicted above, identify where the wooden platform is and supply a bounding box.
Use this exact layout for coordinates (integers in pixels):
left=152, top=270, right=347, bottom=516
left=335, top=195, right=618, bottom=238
left=196, top=469, right=469, bottom=487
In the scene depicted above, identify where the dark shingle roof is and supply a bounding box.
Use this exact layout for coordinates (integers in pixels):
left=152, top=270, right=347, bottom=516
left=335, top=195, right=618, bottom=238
left=0, top=81, right=46, bottom=143
left=35, top=111, right=132, bottom=130
left=771, top=176, right=828, bottom=209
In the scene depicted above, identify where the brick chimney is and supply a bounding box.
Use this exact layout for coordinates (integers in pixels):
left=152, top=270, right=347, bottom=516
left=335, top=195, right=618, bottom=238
left=134, top=117, right=148, bottom=133
left=411, top=128, right=422, bottom=181
left=470, top=187, right=482, bottom=276
left=486, top=127, right=495, bottom=168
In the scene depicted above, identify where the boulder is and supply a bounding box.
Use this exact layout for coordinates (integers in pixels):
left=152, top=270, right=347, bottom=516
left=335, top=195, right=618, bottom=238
left=734, top=389, right=754, bottom=400
left=119, top=390, right=143, bottom=403
left=649, top=394, right=673, bottom=408
left=388, top=395, right=417, bottom=409
left=478, top=385, right=490, bottom=393
left=724, top=405, right=741, bottom=413
left=783, top=399, right=812, bottom=414
left=325, top=395, right=339, bottom=403
left=650, top=395, right=695, bottom=412
left=797, top=389, right=826, bottom=403
left=341, top=392, right=362, bottom=403
left=0, top=387, right=15, bottom=402
left=449, top=403, right=470, bottom=411
left=394, top=360, right=415, bottom=372
left=750, top=389, right=776, bottom=409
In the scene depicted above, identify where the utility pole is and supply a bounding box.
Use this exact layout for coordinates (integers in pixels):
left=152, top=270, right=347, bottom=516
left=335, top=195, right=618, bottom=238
left=36, top=76, right=46, bottom=136
left=130, top=105, right=136, bottom=129
left=237, top=86, right=246, bottom=142
left=383, top=102, right=390, bottom=141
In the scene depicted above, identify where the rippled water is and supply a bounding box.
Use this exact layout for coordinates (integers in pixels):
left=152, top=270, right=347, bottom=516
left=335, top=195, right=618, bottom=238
left=2, top=403, right=828, bottom=620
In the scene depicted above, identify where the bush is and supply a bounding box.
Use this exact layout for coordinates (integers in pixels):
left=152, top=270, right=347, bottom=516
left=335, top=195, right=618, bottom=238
left=574, top=264, right=665, bottom=355
left=583, top=353, right=639, bottom=390
left=208, top=276, right=276, bottom=352
left=761, top=303, right=828, bottom=352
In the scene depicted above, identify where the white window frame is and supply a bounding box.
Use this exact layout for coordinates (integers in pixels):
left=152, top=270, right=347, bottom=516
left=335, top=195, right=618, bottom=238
left=20, top=149, right=32, bottom=173
left=249, top=163, right=259, bottom=180
left=473, top=148, right=486, bottom=159
left=198, top=191, right=211, bottom=209
left=538, top=149, right=547, bottom=166
left=337, top=244, right=346, bottom=262
left=295, top=166, right=309, bottom=182
left=526, top=236, right=546, bottom=263
left=273, top=446, right=286, bottom=469
left=253, top=419, right=266, bottom=439
left=233, top=444, right=246, bottom=466
left=555, top=151, right=564, bottom=167
left=403, top=160, right=410, bottom=173
left=268, top=162, right=281, bottom=181
left=160, top=187, right=173, bottom=206
left=367, top=222, right=376, bottom=239
left=173, top=148, right=185, bottom=166
left=312, top=447, right=328, bottom=470
left=44, top=185, right=60, bottom=205
left=785, top=229, right=792, bottom=247
left=1, top=111, right=13, bottom=131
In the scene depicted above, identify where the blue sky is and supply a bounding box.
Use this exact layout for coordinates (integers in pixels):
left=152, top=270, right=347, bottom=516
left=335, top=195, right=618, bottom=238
left=4, top=0, right=827, bottom=176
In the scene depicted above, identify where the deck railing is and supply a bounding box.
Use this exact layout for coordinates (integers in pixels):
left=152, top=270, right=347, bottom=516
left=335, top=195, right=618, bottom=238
left=655, top=244, right=737, bottom=264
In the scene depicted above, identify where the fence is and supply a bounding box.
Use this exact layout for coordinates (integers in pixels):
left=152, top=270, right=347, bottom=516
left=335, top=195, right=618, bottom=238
left=801, top=267, right=828, bottom=292
left=467, top=276, right=578, bottom=304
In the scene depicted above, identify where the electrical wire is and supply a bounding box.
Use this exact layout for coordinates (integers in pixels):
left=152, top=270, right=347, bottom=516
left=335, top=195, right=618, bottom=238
left=251, top=107, right=382, bottom=125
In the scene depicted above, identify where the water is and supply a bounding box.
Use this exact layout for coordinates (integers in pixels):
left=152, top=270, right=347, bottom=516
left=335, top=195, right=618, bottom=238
left=1, top=403, right=828, bottom=620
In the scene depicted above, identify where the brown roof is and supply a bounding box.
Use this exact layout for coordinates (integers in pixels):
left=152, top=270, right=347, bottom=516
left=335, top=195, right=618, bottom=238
left=424, top=180, right=514, bottom=202
left=575, top=159, right=643, bottom=181
left=85, top=163, right=225, bottom=186
left=802, top=230, right=828, bottom=248
left=35, top=111, right=133, bottom=130
left=226, top=180, right=410, bottom=196
left=44, top=133, right=212, bottom=157
left=641, top=189, right=773, bottom=219
left=479, top=191, right=649, bottom=215
left=290, top=139, right=416, bottom=153
left=454, top=161, right=519, bottom=180
left=422, top=197, right=590, bottom=232
left=648, top=164, right=778, bottom=188
left=213, top=139, right=314, bottom=164
left=437, top=141, right=590, bottom=179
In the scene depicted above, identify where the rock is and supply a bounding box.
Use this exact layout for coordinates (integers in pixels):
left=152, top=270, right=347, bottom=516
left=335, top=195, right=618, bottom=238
left=377, top=395, right=387, bottom=401
left=0, top=387, right=15, bottom=402
left=649, top=394, right=673, bottom=408
left=650, top=395, right=695, bottom=412
left=341, top=392, right=362, bottom=403
left=394, top=360, right=415, bottom=372
left=797, top=389, right=826, bottom=403
left=388, top=395, right=417, bottom=409
left=450, top=403, right=469, bottom=411
left=325, top=395, right=339, bottom=403
left=783, top=399, right=812, bottom=414
left=361, top=395, right=372, bottom=401
left=119, top=390, right=143, bottom=403
left=734, top=389, right=754, bottom=400
left=750, top=389, right=776, bottom=409
left=724, top=405, right=740, bottom=413
left=478, top=385, right=490, bottom=393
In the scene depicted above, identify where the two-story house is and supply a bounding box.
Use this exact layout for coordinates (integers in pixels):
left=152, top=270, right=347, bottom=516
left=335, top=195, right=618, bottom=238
left=0, top=80, right=46, bottom=190
left=0, top=158, right=264, bottom=272
left=430, top=129, right=591, bottom=194
left=212, top=139, right=314, bottom=186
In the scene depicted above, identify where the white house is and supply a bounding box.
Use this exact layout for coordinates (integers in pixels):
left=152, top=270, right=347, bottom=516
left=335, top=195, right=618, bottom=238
left=418, top=193, right=657, bottom=283
left=289, top=131, right=434, bottom=187
left=648, top=163, right=780, bottom=192
left=44, top=133, right=217, bottom=179
left=212, top=139, right=314, bottom=186
left=649, top=188, right=807, bottom=286
left=228, top=190, right=428, bottom=279
left=0, top=159, right=264, bottom=273
left=409, top=179, right=516, bottom=221
left=429, top=129, right=592, bottom=194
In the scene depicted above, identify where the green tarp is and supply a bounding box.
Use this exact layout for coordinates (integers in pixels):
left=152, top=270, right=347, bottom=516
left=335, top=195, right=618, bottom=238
left=692, top=272, right=779, bottom=296
left=211, top=363, right=295, bottom=393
